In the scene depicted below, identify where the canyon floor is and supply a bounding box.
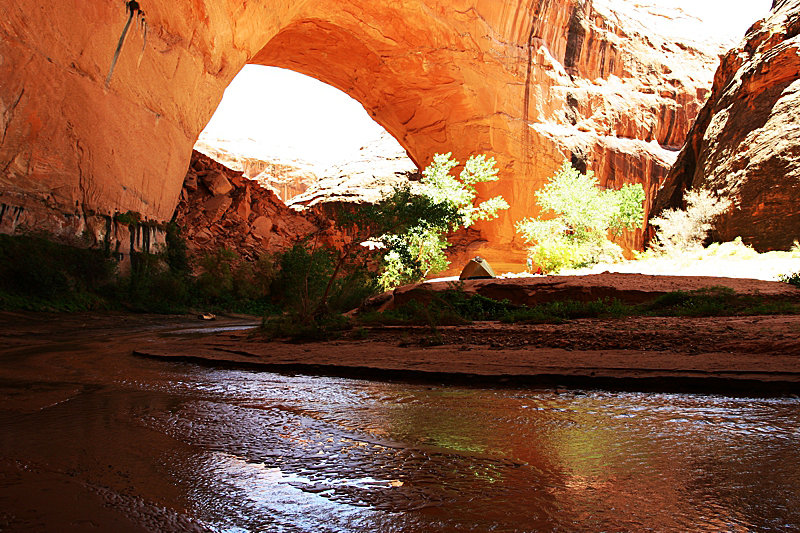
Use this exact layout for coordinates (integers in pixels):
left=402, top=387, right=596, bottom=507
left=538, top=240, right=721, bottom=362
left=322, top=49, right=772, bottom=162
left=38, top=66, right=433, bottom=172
left=5, top=265, right=799, bottom=396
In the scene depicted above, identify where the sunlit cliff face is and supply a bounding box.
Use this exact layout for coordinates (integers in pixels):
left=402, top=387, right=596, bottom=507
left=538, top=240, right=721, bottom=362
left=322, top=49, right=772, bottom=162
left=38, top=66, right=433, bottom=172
left=653, top=0, right=800, bottom=251
left=0, top=0, right=768, bottom=267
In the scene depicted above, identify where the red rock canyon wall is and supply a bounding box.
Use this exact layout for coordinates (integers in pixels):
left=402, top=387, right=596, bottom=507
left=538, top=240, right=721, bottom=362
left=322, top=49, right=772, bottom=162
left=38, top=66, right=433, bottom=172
left=651, top=0, right=800, bottom=251
left=0, top=0, right=726, bottom=270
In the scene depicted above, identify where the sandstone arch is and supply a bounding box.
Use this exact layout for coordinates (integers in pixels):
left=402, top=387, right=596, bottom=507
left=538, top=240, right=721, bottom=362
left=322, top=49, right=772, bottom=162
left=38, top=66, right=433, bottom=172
left=0, top=0, right=724, bottom=269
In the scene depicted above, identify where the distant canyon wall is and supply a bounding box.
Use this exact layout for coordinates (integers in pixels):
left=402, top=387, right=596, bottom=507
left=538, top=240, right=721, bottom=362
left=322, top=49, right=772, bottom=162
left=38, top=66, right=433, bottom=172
left=1, top=0, right=729, bottom=268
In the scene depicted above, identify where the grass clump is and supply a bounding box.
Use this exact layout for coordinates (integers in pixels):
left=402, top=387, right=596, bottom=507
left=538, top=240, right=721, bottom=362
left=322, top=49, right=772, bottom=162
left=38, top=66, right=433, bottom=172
left=501, top=298, right=634, bottom=324
left=360, top=287, right=520, bottom=328
left=644, top=286, right=799, bottom=317
left=645, top=286, right=734, bottom=316
left=357, top=286, right=800, bottom=328
left=780, top=271, right=800, bottom=289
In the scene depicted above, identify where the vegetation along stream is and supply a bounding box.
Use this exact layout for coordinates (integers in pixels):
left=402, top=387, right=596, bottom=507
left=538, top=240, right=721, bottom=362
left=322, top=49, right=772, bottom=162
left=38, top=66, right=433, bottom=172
left=0, top=315, right=798, bottom=532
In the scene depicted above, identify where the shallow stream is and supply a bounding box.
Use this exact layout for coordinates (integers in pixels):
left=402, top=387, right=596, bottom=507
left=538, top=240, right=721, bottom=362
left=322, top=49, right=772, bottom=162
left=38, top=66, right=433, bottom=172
left=0, top=318, right=798, bottom=532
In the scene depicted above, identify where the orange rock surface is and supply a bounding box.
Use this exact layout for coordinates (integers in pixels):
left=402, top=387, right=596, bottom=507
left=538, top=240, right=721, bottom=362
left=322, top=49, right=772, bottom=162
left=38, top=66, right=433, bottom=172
left=175, top=151, right=334, bottom=262
left=0, top=0, right=727, bottom=267
left=651, top=0, right=800, bottom=251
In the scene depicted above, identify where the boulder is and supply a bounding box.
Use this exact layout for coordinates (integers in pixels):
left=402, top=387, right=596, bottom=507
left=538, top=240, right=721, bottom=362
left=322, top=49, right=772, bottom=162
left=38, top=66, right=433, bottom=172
left=184, top=171, right=198, bottom=191
left=203, top=195, right=233, bottom=222
left=202, top=171, right=234, bottom=196
left=250, top=216, right=273, bottom=238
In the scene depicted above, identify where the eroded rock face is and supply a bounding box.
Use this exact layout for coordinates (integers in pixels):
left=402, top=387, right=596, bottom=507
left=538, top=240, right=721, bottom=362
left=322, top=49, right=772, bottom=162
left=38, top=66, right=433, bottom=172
left=288, top=132, right=419, bottom=210
left=194, top=137, right=319, bottom=202
left=651, top=0, right=800, bottom=251
left=0, top=0, right=727, bottom=269
left=175, top=151, right=336, bottom=262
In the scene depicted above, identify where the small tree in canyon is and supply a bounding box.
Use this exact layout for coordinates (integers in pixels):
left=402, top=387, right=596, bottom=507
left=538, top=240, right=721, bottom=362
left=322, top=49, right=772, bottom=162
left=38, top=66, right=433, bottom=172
left=377, top=153, right=509, bottom=289
left=516, top=162, right=645, bottom=273
left=268, top=185, right=461, bottom=331
left=268, top=152, right=508, bottom=333
left=647, top=189, right=732, bottom=255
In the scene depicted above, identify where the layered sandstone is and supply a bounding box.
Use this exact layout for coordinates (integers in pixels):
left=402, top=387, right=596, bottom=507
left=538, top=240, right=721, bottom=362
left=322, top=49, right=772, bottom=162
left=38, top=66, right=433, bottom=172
left=288, top=132, right=419, bottom=210
left=1, top=0, right=728, bottom=269
left=194, top=137, right=319, bottom=202
left=651, top=0, right=800, bottom=251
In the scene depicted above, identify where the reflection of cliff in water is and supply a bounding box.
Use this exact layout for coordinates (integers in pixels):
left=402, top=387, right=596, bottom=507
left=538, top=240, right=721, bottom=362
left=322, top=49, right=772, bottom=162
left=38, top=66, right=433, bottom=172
left=0, top=313, right=798, bottom=532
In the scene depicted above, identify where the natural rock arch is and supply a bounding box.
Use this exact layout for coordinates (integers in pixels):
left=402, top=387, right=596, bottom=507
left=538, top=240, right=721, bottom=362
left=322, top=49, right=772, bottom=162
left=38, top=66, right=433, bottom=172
left=0, top=0, right=723, bottom=268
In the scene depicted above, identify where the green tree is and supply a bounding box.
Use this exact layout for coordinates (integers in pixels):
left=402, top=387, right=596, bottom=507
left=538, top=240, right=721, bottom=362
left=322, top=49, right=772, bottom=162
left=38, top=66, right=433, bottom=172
left=271, top=153, right=508, bottom=330
left=377, top=153, right=509, bottom=289
left=515, top=162, right=645, bottom=273
left=284, top=185, right=461, bottom=321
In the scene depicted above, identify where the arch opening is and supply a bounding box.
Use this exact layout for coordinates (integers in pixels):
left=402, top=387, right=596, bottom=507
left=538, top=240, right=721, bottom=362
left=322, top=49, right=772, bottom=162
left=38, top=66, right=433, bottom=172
left=197, top=64, right=415, bottom=204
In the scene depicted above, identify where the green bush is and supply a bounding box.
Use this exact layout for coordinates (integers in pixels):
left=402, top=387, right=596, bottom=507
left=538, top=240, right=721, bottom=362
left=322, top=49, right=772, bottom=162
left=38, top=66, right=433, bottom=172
left=0, top=231, right=278, bottom=315
left=194, top=247, right=238, bottom=302
left=376, top=153, right=509, bottom=290
left=516, top=162, right=645, bottom=273
left=261, top=310, right=352, bottom=342
left=0, top=234, right=116, bottom=311
left=780, top=271, right=800, bottom=288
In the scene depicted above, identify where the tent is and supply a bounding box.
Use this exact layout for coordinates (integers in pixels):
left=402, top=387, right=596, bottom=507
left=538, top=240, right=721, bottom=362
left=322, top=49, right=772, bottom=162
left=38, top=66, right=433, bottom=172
left=459, top=256, right=496, bottom=280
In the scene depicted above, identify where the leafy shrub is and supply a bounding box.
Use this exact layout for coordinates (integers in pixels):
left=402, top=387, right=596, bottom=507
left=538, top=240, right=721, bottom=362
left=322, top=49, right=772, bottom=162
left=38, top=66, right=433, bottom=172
left=270, top=241, right=378, bottom=322
left=780, top=271, right=800, bottom=288
left=165, top=221, right=190, bottom=274
left=231, top=255, right=277, bottom=299
left=261, top=310, right=352, bottom=342
left=194, top=247, right=238, bottom=302
left=515, top=162, right=645, bottom=273
left=0, top=234, right=116, bottom=311
left=648, top=189, right=732, bottom=254
left=376, top=153, right=509, bottom=290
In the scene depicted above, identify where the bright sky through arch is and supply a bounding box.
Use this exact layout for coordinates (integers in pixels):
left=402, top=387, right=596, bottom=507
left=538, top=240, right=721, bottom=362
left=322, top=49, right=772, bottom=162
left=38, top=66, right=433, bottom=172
left=199, top=0, right=773, bottom=169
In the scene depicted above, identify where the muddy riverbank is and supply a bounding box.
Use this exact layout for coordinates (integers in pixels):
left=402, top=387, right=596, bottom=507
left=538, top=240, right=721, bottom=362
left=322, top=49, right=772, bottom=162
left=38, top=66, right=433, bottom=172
left=133, top=314, right=800, bottom=396
left=2, top=303, right=799, bottom=396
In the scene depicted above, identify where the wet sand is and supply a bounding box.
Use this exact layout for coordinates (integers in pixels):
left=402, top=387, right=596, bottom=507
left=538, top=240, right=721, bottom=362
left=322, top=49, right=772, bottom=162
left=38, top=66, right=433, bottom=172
left=2, top=273, right=800, bottom=396
left=130, top=314, right=800, bottom=395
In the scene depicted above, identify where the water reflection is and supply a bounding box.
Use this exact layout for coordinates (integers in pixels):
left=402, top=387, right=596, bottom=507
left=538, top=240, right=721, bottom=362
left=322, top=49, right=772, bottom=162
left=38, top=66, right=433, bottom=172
left=1, top=342, right=799, bottom=532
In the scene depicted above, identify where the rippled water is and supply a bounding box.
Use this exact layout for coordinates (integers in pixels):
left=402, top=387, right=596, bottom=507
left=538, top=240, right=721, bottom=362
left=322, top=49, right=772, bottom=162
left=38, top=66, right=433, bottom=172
left=1, top=322, right=799, bottom=532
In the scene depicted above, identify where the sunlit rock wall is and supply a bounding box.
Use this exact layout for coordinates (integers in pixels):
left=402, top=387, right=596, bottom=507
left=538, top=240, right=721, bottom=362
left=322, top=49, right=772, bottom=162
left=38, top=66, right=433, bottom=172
left=0, top=0, right=726, bottom=268
left=651, top=0, right=800, bottom=251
